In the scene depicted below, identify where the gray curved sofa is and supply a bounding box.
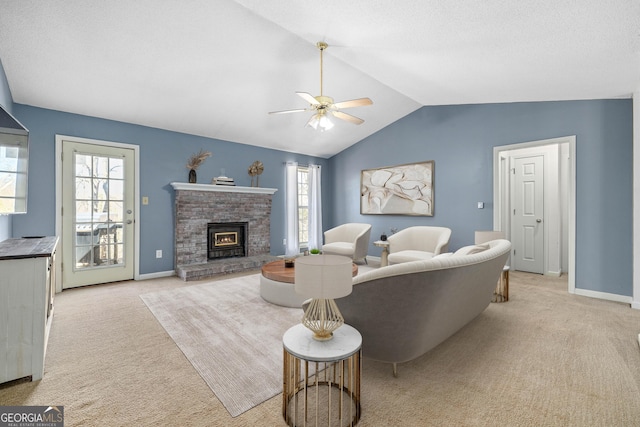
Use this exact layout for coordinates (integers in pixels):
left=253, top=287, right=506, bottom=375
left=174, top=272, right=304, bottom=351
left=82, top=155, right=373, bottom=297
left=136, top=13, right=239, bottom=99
left=334, top=239, right=511, bottom=376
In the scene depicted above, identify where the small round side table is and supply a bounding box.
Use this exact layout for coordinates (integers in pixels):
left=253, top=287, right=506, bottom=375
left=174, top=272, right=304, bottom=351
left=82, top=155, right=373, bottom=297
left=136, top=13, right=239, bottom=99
left=282, top=323, right=362, bottom=426
left=373, top=240, right=390, bottom=267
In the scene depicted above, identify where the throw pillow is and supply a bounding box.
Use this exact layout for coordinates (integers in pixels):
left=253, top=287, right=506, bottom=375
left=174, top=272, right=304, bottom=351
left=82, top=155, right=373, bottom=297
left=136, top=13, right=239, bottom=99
left=432, top=252, right=453, bottom=259
left=454, top=243, right=490, bottom=256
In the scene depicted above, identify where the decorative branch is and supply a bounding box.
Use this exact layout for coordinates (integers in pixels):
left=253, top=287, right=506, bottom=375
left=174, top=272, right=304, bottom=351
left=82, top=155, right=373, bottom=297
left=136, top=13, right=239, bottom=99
left=186, top=149, right=212, bottom=170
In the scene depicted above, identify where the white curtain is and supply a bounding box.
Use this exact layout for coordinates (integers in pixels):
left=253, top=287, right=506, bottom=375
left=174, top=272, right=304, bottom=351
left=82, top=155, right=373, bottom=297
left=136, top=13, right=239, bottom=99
left=285, top=162, right=299, bottom=257
left=308, top=164, right=323, bottom=251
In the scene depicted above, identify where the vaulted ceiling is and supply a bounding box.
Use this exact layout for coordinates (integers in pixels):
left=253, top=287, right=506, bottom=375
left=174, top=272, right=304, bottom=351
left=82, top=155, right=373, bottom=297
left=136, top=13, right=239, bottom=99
left=0, top=1, right=638, bottom=158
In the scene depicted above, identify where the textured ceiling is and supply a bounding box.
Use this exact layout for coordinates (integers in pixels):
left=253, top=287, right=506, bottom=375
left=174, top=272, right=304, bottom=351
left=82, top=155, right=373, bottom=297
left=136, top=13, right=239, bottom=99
left=0, top=0, right=638, bottom=158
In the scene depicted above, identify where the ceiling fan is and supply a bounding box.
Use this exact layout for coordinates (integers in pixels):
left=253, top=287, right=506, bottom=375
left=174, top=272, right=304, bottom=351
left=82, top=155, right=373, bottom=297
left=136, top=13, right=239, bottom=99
left=269, top=41, right=373, bottom=131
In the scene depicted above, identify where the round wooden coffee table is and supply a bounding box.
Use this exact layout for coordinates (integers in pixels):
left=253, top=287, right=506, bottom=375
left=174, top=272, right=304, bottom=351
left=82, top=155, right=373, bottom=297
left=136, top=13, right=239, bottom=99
left=260, top=259, right=358, bottom=307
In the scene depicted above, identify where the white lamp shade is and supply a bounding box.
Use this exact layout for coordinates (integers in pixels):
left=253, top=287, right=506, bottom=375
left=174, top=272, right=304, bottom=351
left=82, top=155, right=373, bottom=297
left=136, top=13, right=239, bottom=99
left=295, top=254, right=353, bottom=299
left=306, top=111, right=334, bottom=132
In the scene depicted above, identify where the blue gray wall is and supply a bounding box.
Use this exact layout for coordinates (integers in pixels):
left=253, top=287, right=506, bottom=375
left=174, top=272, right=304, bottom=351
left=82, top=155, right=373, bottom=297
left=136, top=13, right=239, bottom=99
left=328, top=100, right=633, bottom=296
left=2, top=47, right=634, bottom=297
left=0, top=60, right=13, bottom=241
left=10, top=104, right=329, bottom=275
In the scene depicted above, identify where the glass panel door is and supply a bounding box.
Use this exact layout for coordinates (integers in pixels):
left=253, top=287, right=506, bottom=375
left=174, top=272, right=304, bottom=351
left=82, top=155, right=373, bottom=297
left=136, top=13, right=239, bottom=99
left=62, top=140, right=135, bottom=288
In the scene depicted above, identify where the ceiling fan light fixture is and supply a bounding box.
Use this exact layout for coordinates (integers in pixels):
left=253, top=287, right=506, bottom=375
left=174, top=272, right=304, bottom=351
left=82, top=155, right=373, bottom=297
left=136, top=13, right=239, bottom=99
left=307, top=110, right=334, bottom=132
left=269, top=41, right=372, bottom=129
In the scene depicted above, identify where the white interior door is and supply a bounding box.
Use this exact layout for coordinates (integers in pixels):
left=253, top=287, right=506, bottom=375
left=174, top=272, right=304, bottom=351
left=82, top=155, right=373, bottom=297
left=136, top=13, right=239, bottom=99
left=61, top=140, right=135, bottom=288
left=512, top=155, right=544, bottom=273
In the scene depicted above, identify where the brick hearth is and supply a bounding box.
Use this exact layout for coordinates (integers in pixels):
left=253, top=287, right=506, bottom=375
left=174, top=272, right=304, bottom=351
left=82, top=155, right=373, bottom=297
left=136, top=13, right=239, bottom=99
left=171, top=183, right=279, bottom=281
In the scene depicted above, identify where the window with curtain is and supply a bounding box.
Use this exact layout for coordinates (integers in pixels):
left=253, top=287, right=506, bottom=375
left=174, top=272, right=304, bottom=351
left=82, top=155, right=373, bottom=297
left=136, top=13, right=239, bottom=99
left=285, top=162, right=322, bottom=255
left=297, top=166, right=309, bottom=248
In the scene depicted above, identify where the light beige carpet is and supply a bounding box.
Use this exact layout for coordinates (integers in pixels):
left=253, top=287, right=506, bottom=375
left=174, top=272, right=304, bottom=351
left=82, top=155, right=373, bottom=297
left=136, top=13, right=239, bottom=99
left=140, top=274, right=301, bottom=417
left=2, top=270, right=640, bottom=426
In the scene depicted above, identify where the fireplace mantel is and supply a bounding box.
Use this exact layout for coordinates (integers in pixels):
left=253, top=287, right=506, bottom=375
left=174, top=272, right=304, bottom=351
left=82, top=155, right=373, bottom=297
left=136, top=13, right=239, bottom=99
left=170, top=182, right=277, bottom=195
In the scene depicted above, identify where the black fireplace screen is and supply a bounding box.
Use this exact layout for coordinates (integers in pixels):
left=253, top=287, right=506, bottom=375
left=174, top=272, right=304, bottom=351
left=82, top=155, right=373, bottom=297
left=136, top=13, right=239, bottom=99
left=207, top=222, right=247, bottom=259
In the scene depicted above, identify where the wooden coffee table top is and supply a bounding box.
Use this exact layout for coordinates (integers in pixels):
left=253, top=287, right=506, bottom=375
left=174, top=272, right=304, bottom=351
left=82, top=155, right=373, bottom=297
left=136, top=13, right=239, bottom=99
left=262, top=259, right=358, bottom=284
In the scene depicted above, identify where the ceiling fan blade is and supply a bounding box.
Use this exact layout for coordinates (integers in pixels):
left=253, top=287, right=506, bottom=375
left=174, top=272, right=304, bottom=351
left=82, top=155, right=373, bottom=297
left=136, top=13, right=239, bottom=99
left=305, top=114, right=318, bottom=128
left=296, top=92, right=320, bottom=105
left=333, top=97, right=373, bottom=109
left=332, top=110, right=365, bottom=125
left=268, top=108, right=307, bottom=115
left=270, top=43, right=372, bottom=129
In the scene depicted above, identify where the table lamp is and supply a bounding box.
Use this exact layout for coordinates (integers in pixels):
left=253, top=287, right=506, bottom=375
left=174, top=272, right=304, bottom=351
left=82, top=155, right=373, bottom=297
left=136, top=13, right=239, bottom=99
left=294, top=255, right=353, bottom=341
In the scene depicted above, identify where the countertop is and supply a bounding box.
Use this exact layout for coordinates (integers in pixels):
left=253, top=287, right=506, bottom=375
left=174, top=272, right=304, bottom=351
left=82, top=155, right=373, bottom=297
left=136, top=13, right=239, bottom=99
left=0, top=236, right=58, bottom=260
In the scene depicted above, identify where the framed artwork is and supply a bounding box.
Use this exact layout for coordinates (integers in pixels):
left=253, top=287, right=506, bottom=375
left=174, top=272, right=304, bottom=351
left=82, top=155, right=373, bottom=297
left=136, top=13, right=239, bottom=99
left=360, top=160, right=434, bottom=216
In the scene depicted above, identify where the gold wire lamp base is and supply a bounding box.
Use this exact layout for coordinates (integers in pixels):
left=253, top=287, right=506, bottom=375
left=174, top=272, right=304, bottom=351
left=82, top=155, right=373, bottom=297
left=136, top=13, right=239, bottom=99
left=301, top=298, right=344, bottom=341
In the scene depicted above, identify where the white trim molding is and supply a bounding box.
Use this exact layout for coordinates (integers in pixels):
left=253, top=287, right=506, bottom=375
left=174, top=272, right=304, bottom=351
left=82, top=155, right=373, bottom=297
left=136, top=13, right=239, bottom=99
left=138, top=270, right=176, bottom=280
left=573, top=288, right=633, bottom=306
left=633, top=91, right=640, bottom=309
left=170, top=182, right=277, bottom=194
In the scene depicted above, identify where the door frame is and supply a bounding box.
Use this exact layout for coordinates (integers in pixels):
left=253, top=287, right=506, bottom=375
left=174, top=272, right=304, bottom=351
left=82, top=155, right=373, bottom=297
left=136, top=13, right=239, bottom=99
left=55, top=134, right=141, bottom=292
left=493, top=135, right=576, bottom=293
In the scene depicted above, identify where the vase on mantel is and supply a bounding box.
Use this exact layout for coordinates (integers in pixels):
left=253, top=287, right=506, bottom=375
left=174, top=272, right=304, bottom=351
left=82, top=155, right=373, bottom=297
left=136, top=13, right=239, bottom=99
left=188, top=169, right=197, bottom=183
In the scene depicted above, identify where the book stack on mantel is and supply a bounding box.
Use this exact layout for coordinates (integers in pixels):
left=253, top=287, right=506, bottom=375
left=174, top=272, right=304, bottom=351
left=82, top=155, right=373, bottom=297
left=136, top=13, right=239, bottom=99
left=211, top=176, right=236, bottom=186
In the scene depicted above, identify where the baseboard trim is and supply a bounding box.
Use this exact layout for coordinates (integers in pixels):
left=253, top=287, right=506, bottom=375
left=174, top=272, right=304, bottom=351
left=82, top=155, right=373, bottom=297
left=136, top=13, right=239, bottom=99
left=138, top=270, right=176, bottom=280
left=572, top=288, right=633, bottom=305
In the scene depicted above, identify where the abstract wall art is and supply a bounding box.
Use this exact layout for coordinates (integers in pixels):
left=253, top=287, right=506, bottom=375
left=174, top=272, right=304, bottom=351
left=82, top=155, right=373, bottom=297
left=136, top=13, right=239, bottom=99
left=360, top=161, right=434, bottom=216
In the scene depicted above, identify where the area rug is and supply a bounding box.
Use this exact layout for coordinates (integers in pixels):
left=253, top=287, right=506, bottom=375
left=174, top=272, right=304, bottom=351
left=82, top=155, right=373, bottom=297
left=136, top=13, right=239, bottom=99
left=140, top=274, right=302, bottom=417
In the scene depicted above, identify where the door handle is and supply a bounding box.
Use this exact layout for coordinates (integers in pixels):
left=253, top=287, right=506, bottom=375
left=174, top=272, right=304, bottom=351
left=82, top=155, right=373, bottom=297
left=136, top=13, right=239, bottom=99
left=536, top=219, right=542, bottom=223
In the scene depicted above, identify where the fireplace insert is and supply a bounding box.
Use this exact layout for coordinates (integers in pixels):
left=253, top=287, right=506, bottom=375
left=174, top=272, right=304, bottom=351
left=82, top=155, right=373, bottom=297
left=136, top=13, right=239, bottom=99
left=207, top=222, right=247, bottom=260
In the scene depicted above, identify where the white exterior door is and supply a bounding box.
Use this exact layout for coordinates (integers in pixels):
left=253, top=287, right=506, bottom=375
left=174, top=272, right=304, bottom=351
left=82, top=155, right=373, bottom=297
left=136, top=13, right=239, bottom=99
left=61, top=140, right=135, bottom=288
left=512, top=155, right=544, bottom=274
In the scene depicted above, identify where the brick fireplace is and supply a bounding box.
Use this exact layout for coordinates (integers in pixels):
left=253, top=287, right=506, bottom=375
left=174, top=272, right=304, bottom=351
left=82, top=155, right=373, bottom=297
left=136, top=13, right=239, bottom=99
left=171, top=183, right=278, bottom=281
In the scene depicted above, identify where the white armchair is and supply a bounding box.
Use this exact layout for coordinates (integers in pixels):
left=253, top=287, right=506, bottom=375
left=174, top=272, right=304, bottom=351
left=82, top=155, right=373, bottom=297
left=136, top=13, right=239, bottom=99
left=322, top=223, right=372, bottom=263
left=387, top=226, right=452, bottom=265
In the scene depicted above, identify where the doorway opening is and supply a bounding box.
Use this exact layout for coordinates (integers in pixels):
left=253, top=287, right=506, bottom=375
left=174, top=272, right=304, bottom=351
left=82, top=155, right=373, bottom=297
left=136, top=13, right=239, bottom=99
left=55, top=135, right=140, bottom=291
left=493, top=135, right=576, bottom=293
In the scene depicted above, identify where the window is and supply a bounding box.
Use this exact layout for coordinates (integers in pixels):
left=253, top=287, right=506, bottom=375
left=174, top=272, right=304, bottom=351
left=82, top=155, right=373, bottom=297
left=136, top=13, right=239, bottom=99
left=285, top=162, right=321, bottom=254
left=0, top=135, right=28, bottom=214
left=297, top=166, right=309, bottom=247
left=0, top=105, right=29, bottom=214
left=73, top=152, right=125, bottom=268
